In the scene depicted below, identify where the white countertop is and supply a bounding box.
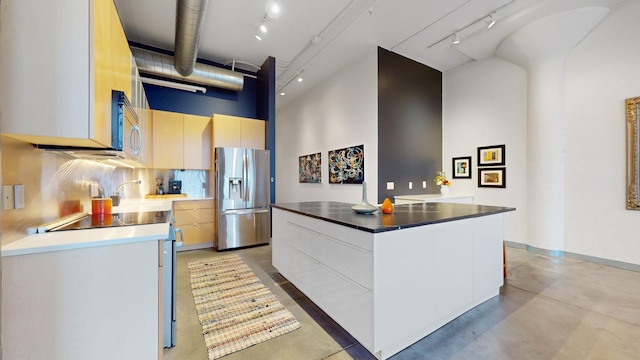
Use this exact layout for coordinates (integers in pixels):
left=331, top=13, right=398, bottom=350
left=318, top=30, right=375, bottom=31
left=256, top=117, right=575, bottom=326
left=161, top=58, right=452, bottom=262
left=1, top=198, right=176, bottom=257
left=1, top=223, right=170, bottom=257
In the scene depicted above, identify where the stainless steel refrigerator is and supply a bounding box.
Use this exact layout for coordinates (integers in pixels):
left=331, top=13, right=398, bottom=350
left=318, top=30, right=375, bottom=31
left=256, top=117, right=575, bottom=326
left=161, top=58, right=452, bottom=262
left=215, top=147, right=270, bottom=250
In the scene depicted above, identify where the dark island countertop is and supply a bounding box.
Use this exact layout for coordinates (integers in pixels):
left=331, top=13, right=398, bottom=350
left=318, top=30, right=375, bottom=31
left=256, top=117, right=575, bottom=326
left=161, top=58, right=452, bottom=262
left=271, top=201, right=516, bottom=233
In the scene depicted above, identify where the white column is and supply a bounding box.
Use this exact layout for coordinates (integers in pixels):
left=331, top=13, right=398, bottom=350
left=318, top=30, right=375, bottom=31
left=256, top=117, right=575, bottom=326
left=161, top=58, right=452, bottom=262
left=497, top=6, right=609, bottom=253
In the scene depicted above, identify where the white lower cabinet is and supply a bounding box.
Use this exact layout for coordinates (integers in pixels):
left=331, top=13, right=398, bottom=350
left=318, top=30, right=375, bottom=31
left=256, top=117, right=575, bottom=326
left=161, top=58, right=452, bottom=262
left=2, top=240, right=162, bottom=360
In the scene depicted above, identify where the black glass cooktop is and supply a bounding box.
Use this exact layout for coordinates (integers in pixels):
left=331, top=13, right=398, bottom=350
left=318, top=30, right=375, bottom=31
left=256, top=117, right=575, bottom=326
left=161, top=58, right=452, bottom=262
left=51, top=211, right=169, bottom=232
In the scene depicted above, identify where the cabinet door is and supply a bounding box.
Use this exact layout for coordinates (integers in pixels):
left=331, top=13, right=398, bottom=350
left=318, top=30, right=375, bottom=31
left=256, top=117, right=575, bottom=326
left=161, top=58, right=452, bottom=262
left=240, top=118, right=266, bottom=149
left=145, top=105, right=154, bottom=167
left=110, top=2, right=131, bottom=98
left=212, top=114, right=242, bottom=148
left=183, top=114, right=212, bottom=169
left=93, top=0, right=113, bottom=148
left=152, top=110, right=184, bottom=169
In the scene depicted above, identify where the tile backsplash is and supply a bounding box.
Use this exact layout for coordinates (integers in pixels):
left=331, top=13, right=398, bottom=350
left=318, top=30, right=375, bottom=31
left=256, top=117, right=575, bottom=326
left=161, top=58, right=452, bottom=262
left=1, top=136, right=210, bottom=245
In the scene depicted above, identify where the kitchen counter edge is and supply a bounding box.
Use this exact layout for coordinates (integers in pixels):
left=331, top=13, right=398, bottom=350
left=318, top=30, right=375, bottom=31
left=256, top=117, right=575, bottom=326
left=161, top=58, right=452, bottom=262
left=271, top=201, right=515, bottom=233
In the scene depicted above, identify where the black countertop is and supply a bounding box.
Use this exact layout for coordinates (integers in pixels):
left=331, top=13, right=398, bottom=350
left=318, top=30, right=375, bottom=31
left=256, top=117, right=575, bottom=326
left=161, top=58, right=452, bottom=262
left=271, top=201, right=516, bottom=233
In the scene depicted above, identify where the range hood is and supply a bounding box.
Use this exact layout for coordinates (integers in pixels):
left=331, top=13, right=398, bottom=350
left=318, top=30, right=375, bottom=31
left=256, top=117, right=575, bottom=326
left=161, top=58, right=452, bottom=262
left=34, top=145, right=144, bottom=168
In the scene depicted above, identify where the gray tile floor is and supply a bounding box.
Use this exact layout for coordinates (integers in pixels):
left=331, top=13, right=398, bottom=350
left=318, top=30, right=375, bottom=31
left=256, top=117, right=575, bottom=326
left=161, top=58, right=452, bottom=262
left=164, top=245, right=640, bottom=360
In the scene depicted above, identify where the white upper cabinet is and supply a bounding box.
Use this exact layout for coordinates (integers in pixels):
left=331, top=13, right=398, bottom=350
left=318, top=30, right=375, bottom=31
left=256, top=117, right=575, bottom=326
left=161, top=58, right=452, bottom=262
left=0, top=0, right=131, bottom=148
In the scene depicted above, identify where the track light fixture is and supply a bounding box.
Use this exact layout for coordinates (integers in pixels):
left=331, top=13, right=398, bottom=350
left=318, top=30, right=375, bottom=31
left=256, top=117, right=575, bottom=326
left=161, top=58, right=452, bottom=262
left=266, top=0, right=281, bottom=19
left=427, top=0, right=514, bottom=49
left=452, top=32, right=461, bottom=44
left=486, top=13, right=496, bottom=29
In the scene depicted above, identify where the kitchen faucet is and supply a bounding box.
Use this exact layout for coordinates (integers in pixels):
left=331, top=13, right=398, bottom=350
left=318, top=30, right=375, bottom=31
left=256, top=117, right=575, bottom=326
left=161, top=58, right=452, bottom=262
left=111, top=180, right=142, bottom=206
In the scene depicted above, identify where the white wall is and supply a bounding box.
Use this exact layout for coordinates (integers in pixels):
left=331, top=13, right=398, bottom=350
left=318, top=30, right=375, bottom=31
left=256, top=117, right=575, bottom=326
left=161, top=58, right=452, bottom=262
left=276, top=51, right=378, bottom=203
left=443, top=57, right=528, bottom=245
left=443, top=1, right=640, bottom=266
left=564, top=0, right=640, bottom=264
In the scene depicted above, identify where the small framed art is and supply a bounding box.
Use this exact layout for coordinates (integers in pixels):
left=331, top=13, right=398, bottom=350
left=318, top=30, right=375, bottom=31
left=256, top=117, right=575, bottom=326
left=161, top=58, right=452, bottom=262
left=478, top=167, right=506, bottom=188
left=477, top=144, right=505, bottom=166
left=452, top=156, right=472, bottom=179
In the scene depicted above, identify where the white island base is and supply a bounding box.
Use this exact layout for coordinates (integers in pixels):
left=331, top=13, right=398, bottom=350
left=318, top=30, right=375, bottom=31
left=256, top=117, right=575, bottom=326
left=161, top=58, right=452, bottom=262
left=272, top=207, right=505, bottom=359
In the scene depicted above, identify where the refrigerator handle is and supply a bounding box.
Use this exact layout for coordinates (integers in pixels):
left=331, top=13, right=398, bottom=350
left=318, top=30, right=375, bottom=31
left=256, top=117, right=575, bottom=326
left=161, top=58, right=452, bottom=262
left=243, top=153, right=248, bottom=202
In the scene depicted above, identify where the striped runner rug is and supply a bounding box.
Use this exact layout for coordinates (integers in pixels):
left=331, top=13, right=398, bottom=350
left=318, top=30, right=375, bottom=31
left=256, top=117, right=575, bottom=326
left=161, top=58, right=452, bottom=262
left=188, top=254, right=301, bottom=359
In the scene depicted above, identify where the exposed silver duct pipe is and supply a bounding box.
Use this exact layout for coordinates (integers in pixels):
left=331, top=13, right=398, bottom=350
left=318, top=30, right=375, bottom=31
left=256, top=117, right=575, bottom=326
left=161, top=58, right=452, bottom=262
left=132, top=47, right=244, bottom=92
left=174, top=0, right=209, bottom=76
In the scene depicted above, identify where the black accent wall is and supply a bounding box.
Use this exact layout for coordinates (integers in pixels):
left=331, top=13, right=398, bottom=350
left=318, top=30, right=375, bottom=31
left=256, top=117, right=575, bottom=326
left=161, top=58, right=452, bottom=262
left=257, top=56, right=276, bottom=204
left=377, top=48, right=442, bottom=203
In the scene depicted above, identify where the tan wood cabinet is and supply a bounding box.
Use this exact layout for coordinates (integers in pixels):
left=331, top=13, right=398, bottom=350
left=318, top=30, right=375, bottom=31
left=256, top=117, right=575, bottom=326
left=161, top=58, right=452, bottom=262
left=184, top=114, right=213, bottom=169
left=173, top=200, right=215, bottom=250
left=212, top=114, right=266, bottom=149
left=0, top=0, right=132, bottom=148
left=151, top=110, right=212, bottom=169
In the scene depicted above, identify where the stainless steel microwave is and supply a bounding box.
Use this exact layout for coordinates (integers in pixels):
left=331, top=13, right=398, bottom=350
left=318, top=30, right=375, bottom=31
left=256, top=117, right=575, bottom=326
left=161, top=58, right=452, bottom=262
left=111, top=90, right=142, bottom=160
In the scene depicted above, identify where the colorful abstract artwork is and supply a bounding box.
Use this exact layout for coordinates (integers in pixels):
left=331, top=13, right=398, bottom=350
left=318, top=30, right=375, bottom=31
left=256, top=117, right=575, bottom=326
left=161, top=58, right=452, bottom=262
left=299, top=152, right=322, bottom=183
left=328, top=144, right=364, bottom=184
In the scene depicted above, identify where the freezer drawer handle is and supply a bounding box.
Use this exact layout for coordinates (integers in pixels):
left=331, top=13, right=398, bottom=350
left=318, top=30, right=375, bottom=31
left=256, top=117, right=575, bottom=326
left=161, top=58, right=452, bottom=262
left=220, top=209, right=269, bottom=215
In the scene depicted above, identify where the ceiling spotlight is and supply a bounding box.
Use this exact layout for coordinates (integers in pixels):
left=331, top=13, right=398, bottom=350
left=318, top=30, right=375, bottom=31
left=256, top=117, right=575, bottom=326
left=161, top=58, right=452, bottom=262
left=259, top=23, right=267, bottom=33
left=280, top=92, right=286, bottom=96
left=297, top=77, right=303, bottom=82
left=486, top=13, right=496, bottom=29
left=255, top=34, right=262, bottom=41
left=266, top=0, right=281, bottom=19
left=452, top=32, right=461, bottom=45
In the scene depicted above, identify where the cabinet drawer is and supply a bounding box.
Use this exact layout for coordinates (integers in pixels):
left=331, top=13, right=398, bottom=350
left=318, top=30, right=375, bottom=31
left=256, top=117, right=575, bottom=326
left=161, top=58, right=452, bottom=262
left=180, top=222, right=215, bottom=246
left=173, top=200, right=214, bottom=211
left=321, top=235, right=373, bottom=290
left=174, top=208, right=214, bottom=225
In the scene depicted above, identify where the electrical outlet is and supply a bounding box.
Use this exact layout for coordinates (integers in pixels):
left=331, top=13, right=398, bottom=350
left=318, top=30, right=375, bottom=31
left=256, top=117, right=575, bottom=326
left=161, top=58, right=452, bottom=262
left=422, top=181, right=427, bottom=188
left=13, top=184, right=25, bottom=209
left=409, top=181, right=413, bottom=189
left=386, top=182, right=394, bottom=190
left=2, top=185, right=14, bottom=210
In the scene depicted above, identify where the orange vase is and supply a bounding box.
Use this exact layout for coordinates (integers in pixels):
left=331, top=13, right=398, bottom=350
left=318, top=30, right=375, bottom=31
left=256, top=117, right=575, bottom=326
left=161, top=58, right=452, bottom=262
left=381, top=198, right=394, bottom=214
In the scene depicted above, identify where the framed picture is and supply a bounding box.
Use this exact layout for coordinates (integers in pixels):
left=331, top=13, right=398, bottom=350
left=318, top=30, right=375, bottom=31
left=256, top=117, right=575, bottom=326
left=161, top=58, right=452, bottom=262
left=452, top=156, right=472, bottom=179
left=478, top=167, right=506, bottom=188
left=328, top=144, right=364, bottom=184
left=477, top=144, right=506, bottom=166
left=299, top=152, right=322, bottom=183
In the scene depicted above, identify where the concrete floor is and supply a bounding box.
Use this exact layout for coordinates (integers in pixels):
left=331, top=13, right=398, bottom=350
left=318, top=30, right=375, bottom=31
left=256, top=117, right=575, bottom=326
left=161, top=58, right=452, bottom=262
left=164, top=245, right=640, bottom=360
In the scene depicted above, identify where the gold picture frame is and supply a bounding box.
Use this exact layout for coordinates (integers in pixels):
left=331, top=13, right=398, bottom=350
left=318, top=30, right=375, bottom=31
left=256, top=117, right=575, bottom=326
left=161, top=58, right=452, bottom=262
left=626, top=97, right=640, bottom=209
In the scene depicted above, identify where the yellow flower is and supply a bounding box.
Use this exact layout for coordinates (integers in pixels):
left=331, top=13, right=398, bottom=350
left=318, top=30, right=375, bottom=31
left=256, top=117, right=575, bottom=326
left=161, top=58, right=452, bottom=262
left=434, top=171, right=451, bottom=186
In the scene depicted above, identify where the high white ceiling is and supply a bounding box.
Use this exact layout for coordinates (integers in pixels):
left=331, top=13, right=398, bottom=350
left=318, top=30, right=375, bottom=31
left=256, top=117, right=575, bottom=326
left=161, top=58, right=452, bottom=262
left=113, top=0, right=625, bottom=109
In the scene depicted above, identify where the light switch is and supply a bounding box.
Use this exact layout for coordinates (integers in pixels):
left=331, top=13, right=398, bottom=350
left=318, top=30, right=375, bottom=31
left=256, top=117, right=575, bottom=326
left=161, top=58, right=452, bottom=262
left=2, top=185, right=14, bottom=210
left=422, top=181, right=427, bottom=188
left=409, top=182, right=413, bottom=189
left=386, top=182, right=394, bottom=190
left=13, top=184, right=25, bottom=209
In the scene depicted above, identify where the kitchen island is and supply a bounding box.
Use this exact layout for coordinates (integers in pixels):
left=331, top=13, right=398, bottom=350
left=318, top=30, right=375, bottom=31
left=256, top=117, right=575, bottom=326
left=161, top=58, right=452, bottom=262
left=271, top=201, right=515, bottom=360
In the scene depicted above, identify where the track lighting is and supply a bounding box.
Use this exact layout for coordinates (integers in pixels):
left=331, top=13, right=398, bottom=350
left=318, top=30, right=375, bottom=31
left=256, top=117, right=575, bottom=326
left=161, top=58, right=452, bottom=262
left=486, top=13, right=496, bottom=29
left=452, top=32, right=461, bottom=45
left=426, top=0, right=514, bottom=49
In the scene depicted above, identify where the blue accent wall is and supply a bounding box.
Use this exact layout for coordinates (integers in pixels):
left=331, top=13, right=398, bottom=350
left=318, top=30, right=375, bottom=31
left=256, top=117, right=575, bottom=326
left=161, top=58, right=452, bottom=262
left=144, top=77, right=258, bottom=118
